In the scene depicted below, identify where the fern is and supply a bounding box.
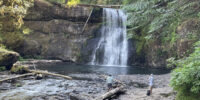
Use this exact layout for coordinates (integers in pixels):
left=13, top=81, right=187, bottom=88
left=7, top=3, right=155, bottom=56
left=123, top=0, right=200, bottom=45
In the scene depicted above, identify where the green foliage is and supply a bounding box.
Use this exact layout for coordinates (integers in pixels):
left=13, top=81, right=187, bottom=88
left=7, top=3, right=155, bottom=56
left=15, top=83, right=22, bottom=87
left=123, top=0, right=183, bottom=43
left=0, top=0, right=33, bottom=50
left=67, top=0, right=80, bottom=7
left=170, top=41, right=200, bottom=100
left=0, top=66, right=6, bottom=71
left=123, top=0, right=200, bottom=57
left=23, top=28, right=32, bottom=35
left=0, top=0, right=33, bottom=31
left=46, top=0, right=66, bottom=4
left=198, top=12, right=200, bottom=18
left=2, top=31, right=25, bottom=50
left=166, top=57, right=176, bottom=68
left=19, top=56, right=28, bottom=61
left=47, top=0, right=80, bottom=5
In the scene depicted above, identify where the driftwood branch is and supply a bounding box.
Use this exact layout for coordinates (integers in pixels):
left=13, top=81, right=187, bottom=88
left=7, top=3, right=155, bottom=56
left=82, top=8, right=94, bottom=33
left=29, top=70, right=72, bottom=80
left=78, top=4, right=122, bottom=8
left=0, top=73, right=35, bottom=83
left=95, top=86, right=125, bottom=100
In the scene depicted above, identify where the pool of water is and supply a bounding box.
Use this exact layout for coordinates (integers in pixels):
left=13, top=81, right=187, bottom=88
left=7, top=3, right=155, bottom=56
left=37, top=63, right=170, bottom=75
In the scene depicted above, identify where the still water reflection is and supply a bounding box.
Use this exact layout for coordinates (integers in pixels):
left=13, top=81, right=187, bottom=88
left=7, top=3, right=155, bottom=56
left=38, top=63, right=170, bottom=75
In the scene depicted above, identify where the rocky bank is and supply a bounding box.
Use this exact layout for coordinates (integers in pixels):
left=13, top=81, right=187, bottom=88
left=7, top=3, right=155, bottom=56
left=0, top=70, right=174, bottom=100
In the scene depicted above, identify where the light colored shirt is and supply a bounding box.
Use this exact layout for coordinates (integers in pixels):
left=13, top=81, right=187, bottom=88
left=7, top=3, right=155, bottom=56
left=149, top=76, right=154, bottom=86
left=106, top=76, right=113, bottom=84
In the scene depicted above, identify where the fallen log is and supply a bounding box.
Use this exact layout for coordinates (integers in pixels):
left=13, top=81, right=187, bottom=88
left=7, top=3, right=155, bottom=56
left=82, top=7, right=94, bottom=33
left=0, top=73, right=35, bottom=83
left=95, top=86, right=125, bottom=100
left=29, top=70, right=72, bottom=80
left=78, top=4, right=122, bottom=8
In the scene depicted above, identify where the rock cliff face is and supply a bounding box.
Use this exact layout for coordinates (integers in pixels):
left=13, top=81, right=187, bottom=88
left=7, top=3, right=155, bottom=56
left=19, top=0, right=200, bottom=68
left=21, top=0, right=136, bottom=65
left=20, top=0, right=102, bottom=62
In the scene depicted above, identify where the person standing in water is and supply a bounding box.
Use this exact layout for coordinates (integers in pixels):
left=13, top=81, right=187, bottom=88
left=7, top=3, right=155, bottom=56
left=149, top=74, right=154, bottom=95
left=106, top=74, right=113, bottom=91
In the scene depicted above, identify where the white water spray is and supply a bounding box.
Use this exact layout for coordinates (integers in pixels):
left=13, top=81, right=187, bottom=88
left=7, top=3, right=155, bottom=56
left=91, top=8, right=128, bottom=66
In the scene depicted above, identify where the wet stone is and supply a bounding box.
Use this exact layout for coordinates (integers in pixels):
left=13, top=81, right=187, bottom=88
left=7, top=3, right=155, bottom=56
left=0, top=83, right=13, bottom=90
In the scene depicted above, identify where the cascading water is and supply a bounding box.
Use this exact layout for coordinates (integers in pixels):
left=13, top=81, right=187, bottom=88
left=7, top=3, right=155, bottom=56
left=91, top=8, right=128, bottom=66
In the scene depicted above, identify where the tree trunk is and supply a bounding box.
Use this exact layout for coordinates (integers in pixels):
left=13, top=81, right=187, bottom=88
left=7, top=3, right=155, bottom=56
left=28, top=70, right=72, bottom=80
left=78, top=4, right=122, bottom=8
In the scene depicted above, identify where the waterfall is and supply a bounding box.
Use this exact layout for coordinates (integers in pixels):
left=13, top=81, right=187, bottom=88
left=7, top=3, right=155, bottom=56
left=91, top=8, right=128, bottom=66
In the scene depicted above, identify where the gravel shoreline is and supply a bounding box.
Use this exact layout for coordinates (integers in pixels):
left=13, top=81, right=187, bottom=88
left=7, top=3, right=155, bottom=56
left=0, top=71, right=175, bottom=100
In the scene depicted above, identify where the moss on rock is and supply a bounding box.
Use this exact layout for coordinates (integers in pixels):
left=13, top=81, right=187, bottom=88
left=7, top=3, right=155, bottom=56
left=0, top=48, right=19, bottom=70
left=10, top=64, right=29, bottom=74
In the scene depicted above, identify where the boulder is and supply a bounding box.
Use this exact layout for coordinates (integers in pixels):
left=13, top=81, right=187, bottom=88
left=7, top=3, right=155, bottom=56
left=0, top=48, right=19, bottom=69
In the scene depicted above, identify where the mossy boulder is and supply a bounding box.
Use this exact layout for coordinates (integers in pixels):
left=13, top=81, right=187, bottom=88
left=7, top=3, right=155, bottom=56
left=10, top=64, right=29, bottom=74
left=0, top=48, right=20, bottom=70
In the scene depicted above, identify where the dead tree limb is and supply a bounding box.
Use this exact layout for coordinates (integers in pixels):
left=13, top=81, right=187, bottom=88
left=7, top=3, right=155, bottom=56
left=78, top=4, right=122, bottom=8
left=29, top=70, right=72, bottom=80
left=0, top=73, right=35, bottom=83
left=82, top=7, right=94, bottom=33
left=95, top=86, right=125, bottom=100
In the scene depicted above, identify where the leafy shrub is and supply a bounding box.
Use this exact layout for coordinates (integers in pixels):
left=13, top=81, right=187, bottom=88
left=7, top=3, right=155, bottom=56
left=170, top=41, right=200, bottom=100
left=0, top=0, right=33, bottom=50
